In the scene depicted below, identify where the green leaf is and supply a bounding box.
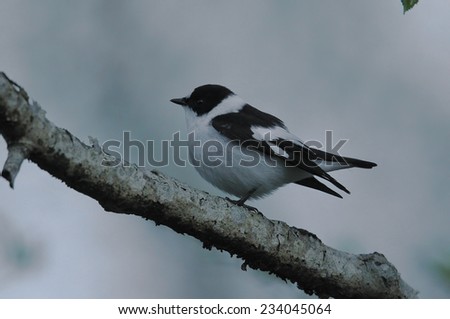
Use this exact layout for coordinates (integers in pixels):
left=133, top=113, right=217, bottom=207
left=432, top=256, right=450, bottom=291
left=402, top=0, right=419, bottom=14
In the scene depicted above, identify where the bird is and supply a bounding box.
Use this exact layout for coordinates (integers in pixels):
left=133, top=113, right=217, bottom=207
left=170, top=84, right=376, bottom=206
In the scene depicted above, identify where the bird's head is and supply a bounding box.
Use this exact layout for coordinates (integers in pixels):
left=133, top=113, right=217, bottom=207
left=170, top=84, right=235, bottom=116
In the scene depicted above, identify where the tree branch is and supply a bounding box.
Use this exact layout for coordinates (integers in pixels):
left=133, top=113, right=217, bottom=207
left=0, top=72, right=417, bottom=298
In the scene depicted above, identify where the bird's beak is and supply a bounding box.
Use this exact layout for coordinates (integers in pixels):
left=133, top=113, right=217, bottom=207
left=170, top=97, right=187, bottom=106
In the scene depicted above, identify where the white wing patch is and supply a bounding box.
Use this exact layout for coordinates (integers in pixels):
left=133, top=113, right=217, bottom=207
left=251, top=125, right=306, bottom=160
left=253, top=125, right=305, bottom=143
left=268, top=144, right=290, bottom=158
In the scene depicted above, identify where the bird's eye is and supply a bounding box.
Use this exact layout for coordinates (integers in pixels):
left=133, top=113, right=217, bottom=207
left=196, top=99, right=204, bottom=105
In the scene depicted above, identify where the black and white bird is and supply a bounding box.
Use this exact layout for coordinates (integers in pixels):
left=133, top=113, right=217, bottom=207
left=171, top=84, right=376, bottom=206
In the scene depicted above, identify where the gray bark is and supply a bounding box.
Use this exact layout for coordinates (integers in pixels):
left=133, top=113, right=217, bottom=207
left=0, top=72, right=418, bottom=298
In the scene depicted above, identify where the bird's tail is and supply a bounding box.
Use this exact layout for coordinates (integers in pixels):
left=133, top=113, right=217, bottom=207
left=311, top=148, right=377, bottom=172
left=340, top=156, right=377, bottom=169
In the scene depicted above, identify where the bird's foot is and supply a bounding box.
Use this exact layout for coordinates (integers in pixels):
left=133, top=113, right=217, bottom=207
left=225, top=197, right=259, bottom=212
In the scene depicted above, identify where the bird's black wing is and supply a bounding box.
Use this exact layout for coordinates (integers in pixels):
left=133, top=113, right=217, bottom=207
left=211, top=104, right=350, bottom=194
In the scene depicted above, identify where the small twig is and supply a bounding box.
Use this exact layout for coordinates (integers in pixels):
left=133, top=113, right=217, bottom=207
left=1, top=143, right=29, bottom=188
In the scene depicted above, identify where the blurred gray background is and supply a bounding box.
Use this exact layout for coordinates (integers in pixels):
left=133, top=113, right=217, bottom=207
left=1, top=0, right=449, bottom=298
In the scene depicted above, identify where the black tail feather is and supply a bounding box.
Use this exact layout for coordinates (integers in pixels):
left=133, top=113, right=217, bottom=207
left=312, top=148, right=377, bottom=169
left=321, top=172, right=351, bottom=194
left=342, top=156, right=377, bottom=169
left=295, top=177, right=343, bottom=198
